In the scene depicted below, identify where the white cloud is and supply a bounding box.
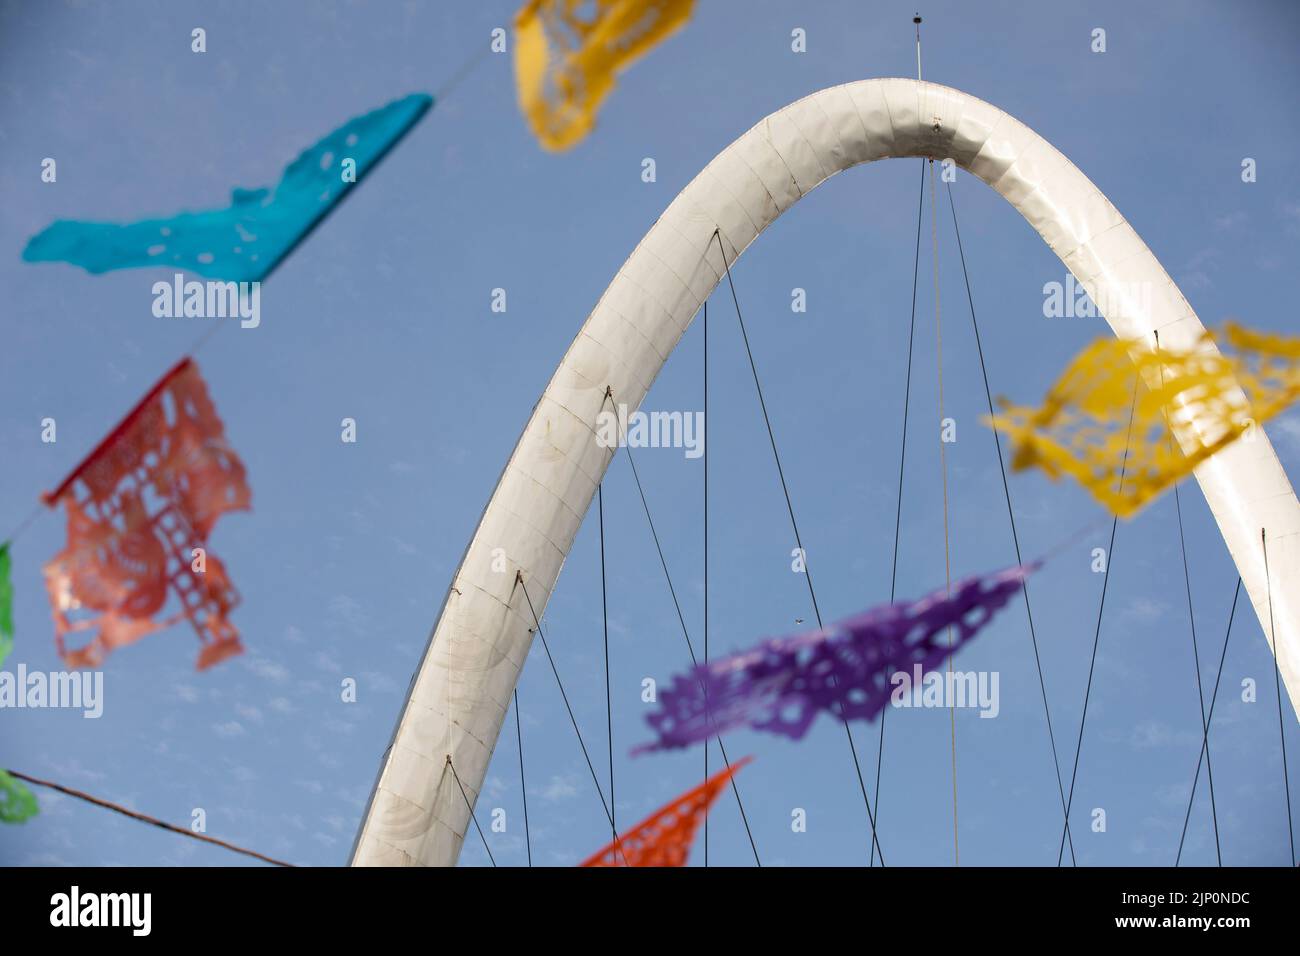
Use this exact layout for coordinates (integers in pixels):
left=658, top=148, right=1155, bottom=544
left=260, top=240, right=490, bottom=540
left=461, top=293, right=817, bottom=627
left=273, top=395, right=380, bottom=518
left=243, top=655, right=290, bottom=683
left=1121, top=597, right=1167, bottom=623
left=328, top=594, right=367, bottom=633
left=539, top=774, right=579, bottom=802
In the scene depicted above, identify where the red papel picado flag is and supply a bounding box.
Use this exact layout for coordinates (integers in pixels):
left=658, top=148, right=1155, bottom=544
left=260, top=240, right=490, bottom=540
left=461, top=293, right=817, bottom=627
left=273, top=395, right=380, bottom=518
left=580, top=758, right=750, bottom=867
left=42, top=358, right=250, bottom=670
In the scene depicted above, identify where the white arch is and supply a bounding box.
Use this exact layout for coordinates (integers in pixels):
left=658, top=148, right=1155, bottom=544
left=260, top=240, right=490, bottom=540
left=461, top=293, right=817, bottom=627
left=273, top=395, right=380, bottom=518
left=351, top=78, right=1300, bottom=867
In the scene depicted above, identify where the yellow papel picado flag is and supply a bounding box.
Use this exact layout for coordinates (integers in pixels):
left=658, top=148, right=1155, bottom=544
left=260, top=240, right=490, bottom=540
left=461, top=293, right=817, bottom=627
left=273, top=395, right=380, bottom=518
left=986, top=322, right=1300, bottom=518
left=514, top=0, right=696, bottom=151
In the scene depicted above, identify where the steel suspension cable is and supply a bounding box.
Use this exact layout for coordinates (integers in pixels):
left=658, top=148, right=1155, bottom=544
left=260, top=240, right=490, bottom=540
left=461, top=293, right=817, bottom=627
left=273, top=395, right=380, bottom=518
left=447, top=756, right=496, bottom=867
left=1172, top=482, right=1220, bottom=863
left=704, top=299, right=710, bottom=866
left=1155, top=331, right=1221, bottom=864
left=712, top=228, right=885, bottom=864
left=1176, top=578, right=1240, bottom=865
left=601, top=385, right=762, bottom=864
left=929, top=160, right=960, bottom=867
left=621, top=446, right=761, bottom=863
left=1057, top=386, right=1139, bottom=865
left=598, top=484, right=615, bottom=841
left=945, top=180, right=1078, bottom=864
left=513, top=688, right=532, bottom=866
left=1263, top=529, right=1297, bottom=865
left=871, top=158, right=926, bottom=868
left=516, top=573, right=623, bottom=849
left=1172, top=484, right=1221, bottom=862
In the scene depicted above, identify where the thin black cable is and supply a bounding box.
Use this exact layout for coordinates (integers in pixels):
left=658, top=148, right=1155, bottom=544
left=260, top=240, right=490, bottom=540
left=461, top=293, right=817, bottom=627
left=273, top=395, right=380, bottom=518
left=1155, top=330, right=1221, bottom=863
left=447, top=756, right=496, bottom=867
left=1263, top=529, right=1297, bottom=865
left=598, top=483, right=615, bottom=841
left=929, top=159, right=960, bottom=868
left=947, top=181, right=1077, bottom=865
left=513, top=688, right=532, bottom=867
left=871, top=159, right=926, bottom=867
left=1057, top=386, right=1138, bottom=866
left=516, top=573, right=620, bottom=836
left=712, top=228, right=885, bottom=865
left=1171, top=472, right=1221, bottom=864
left=616, top=405, right=762, bottom=865
left=1176, top=578, right=1240, bottom=865
left=615, top=404, right=694, bottom=657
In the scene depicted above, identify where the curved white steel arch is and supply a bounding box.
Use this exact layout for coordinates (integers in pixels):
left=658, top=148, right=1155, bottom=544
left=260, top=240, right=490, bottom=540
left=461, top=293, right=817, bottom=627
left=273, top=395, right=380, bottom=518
left=352, top=78, right=1300, bottom=867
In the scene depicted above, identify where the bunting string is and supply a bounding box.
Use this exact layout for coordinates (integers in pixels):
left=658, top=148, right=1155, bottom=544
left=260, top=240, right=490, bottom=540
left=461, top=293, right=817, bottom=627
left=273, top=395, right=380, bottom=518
left=5, top=768, right=293, bottom=865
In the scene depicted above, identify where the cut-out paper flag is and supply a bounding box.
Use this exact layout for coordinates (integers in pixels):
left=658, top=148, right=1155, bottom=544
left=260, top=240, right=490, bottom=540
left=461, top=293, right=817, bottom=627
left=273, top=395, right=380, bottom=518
left=23, top=93, right=433, bottom=282
left=515, top=0, right=695, bottom=151
left=42, top=358, right=250, bottom=670
left=0, top=542, right=13, bottom=668
left=0, top=771, right=38, bottom=824
left=580, top=758, right=749, bottom=866
left=986, top=322, right=1300, bottom=518
left=636, top=566, right=1036, bottom=753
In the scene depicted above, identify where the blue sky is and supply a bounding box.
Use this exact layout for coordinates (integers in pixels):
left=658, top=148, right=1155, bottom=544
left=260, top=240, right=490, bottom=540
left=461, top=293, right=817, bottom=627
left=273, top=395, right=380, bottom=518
left=2, top=0, right=1299, bottom=867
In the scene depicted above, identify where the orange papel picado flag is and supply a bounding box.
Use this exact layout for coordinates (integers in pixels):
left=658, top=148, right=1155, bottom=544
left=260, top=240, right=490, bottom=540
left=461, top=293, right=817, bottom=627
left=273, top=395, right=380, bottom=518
left=514, top=0, right=696, bottom=151
left=579, top=757, right=750, bottom=867
left=986, top=322, right=1300, bottom=518
left=42, top=358, right=250, bottom=670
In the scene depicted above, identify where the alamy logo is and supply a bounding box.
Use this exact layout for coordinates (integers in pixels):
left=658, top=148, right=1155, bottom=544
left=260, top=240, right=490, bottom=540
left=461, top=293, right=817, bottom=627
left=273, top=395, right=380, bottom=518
left=1042, top=273, right=1151, bottom=321
left=152, top=273, right=260, bottom=328
left=889, top=665, right=999, bottom=718
left=50, top=886, right=151, bottom=936
left=595, top=402, right=704, bottom=459
left=0, top=664, right=103, bottom=718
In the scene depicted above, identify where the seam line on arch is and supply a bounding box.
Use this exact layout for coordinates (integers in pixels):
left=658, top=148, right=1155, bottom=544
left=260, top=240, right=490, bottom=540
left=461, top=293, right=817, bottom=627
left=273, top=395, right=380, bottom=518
left=695, top=162, right=765, bottom=241
left=827, top=84, right=873, bottom=152
left=714, top=143, right=788, bottom=227
left=729, top=136, right=798, bottom=219
left=758, top=116, right=808, bottom=201
left=789, top=93, right=851, bottom=179
left=636, top=240, right=712, bottom=327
